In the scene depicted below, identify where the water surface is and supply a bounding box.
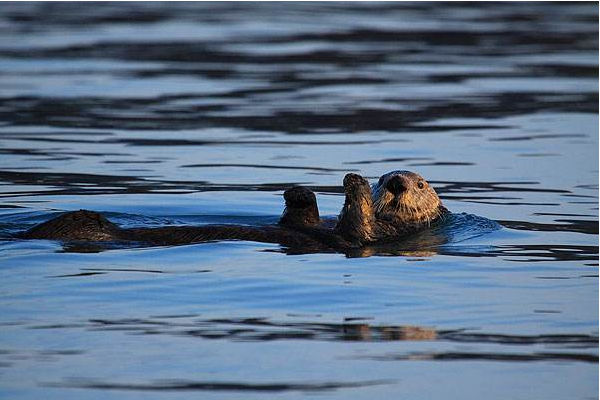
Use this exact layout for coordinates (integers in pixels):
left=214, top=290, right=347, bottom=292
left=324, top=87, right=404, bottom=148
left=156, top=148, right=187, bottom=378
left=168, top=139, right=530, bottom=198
left=0, top=2, right=598, bottom=399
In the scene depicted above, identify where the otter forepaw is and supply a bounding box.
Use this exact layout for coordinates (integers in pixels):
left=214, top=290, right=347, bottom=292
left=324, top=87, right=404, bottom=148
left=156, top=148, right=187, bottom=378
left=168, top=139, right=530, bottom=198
left=280, top=186, right=320, bottom=228
left=343, top=173, right=370, bottom=193
left=283, top=186, right=317, bottom=208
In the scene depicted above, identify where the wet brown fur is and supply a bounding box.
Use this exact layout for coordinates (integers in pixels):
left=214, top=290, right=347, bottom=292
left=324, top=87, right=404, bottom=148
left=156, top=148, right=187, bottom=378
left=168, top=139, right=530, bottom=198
left=22, top=171, right=448, bottom=250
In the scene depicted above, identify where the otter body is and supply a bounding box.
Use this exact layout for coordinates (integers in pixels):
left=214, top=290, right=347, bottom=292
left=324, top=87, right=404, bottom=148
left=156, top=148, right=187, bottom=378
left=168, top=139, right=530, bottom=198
left=21, top=171, right=449, bottom=252
left=24, top=210, right=346, bottom=250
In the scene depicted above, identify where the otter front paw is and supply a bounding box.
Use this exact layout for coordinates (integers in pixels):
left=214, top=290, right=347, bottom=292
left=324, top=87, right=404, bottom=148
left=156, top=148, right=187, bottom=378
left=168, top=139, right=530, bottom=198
left=343, top=173, right=370, bottom=194
left=283, top=186, right=317, bottom=208
left=280, top=186, right=320, bottom=228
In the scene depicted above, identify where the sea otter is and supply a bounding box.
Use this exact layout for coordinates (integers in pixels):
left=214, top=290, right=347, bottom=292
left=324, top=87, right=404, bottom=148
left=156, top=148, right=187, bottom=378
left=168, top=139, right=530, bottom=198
left=21, top=171, right=449, bottom=251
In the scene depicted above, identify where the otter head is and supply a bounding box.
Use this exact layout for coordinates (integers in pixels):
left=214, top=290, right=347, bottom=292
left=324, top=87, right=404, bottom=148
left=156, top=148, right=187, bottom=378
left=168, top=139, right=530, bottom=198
left=371, top=170, right=446, bottom=227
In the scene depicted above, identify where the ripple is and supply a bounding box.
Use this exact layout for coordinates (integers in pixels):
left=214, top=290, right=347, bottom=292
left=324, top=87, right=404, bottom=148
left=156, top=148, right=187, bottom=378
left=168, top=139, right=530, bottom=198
left=26, top=316, right=599, bottom=355
left=352, top=351, right=598, bottom=364
left=45, top=378, right=393, bottom=393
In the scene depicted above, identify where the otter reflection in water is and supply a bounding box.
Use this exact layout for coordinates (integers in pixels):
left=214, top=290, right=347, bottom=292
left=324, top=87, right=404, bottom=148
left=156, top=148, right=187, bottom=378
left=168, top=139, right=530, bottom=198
left=22, top=171, right=450, bottom=255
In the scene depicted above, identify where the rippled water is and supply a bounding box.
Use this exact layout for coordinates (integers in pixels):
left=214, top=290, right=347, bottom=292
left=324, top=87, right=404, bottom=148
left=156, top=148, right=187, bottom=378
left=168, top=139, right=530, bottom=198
left=0, top=2, right=598, bottom=399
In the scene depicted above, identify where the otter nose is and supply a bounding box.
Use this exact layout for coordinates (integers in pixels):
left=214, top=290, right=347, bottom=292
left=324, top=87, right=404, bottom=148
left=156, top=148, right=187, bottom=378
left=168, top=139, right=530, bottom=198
left=386, top=175, right=407, bottom=195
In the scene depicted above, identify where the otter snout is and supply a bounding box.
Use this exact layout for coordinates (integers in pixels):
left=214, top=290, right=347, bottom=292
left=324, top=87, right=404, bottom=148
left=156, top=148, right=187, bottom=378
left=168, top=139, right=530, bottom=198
left=385, top=175, right=408, bottom=195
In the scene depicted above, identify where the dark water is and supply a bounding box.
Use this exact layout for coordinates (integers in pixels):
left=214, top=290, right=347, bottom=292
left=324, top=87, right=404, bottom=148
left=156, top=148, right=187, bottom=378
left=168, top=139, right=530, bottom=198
left=0, top=2, right=598, bottom=399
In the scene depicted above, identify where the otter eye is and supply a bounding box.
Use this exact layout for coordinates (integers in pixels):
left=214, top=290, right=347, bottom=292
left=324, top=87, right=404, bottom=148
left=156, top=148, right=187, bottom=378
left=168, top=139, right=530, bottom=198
left=417, top=181, right=424, bottom=189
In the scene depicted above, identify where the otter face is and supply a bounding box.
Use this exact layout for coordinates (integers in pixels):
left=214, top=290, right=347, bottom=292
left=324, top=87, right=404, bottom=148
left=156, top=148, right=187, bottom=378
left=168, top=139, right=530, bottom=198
left=371, top=170, right=444, bottom=226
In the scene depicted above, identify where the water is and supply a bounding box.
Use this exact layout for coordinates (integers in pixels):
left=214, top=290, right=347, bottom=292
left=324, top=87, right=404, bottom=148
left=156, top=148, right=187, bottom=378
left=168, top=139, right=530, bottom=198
left=0, top=2, right=597, bottom=399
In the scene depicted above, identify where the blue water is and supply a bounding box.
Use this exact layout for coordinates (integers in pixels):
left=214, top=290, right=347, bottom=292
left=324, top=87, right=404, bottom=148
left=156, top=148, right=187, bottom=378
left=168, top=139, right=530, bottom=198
left=0, top=2, right=597, bottom=399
